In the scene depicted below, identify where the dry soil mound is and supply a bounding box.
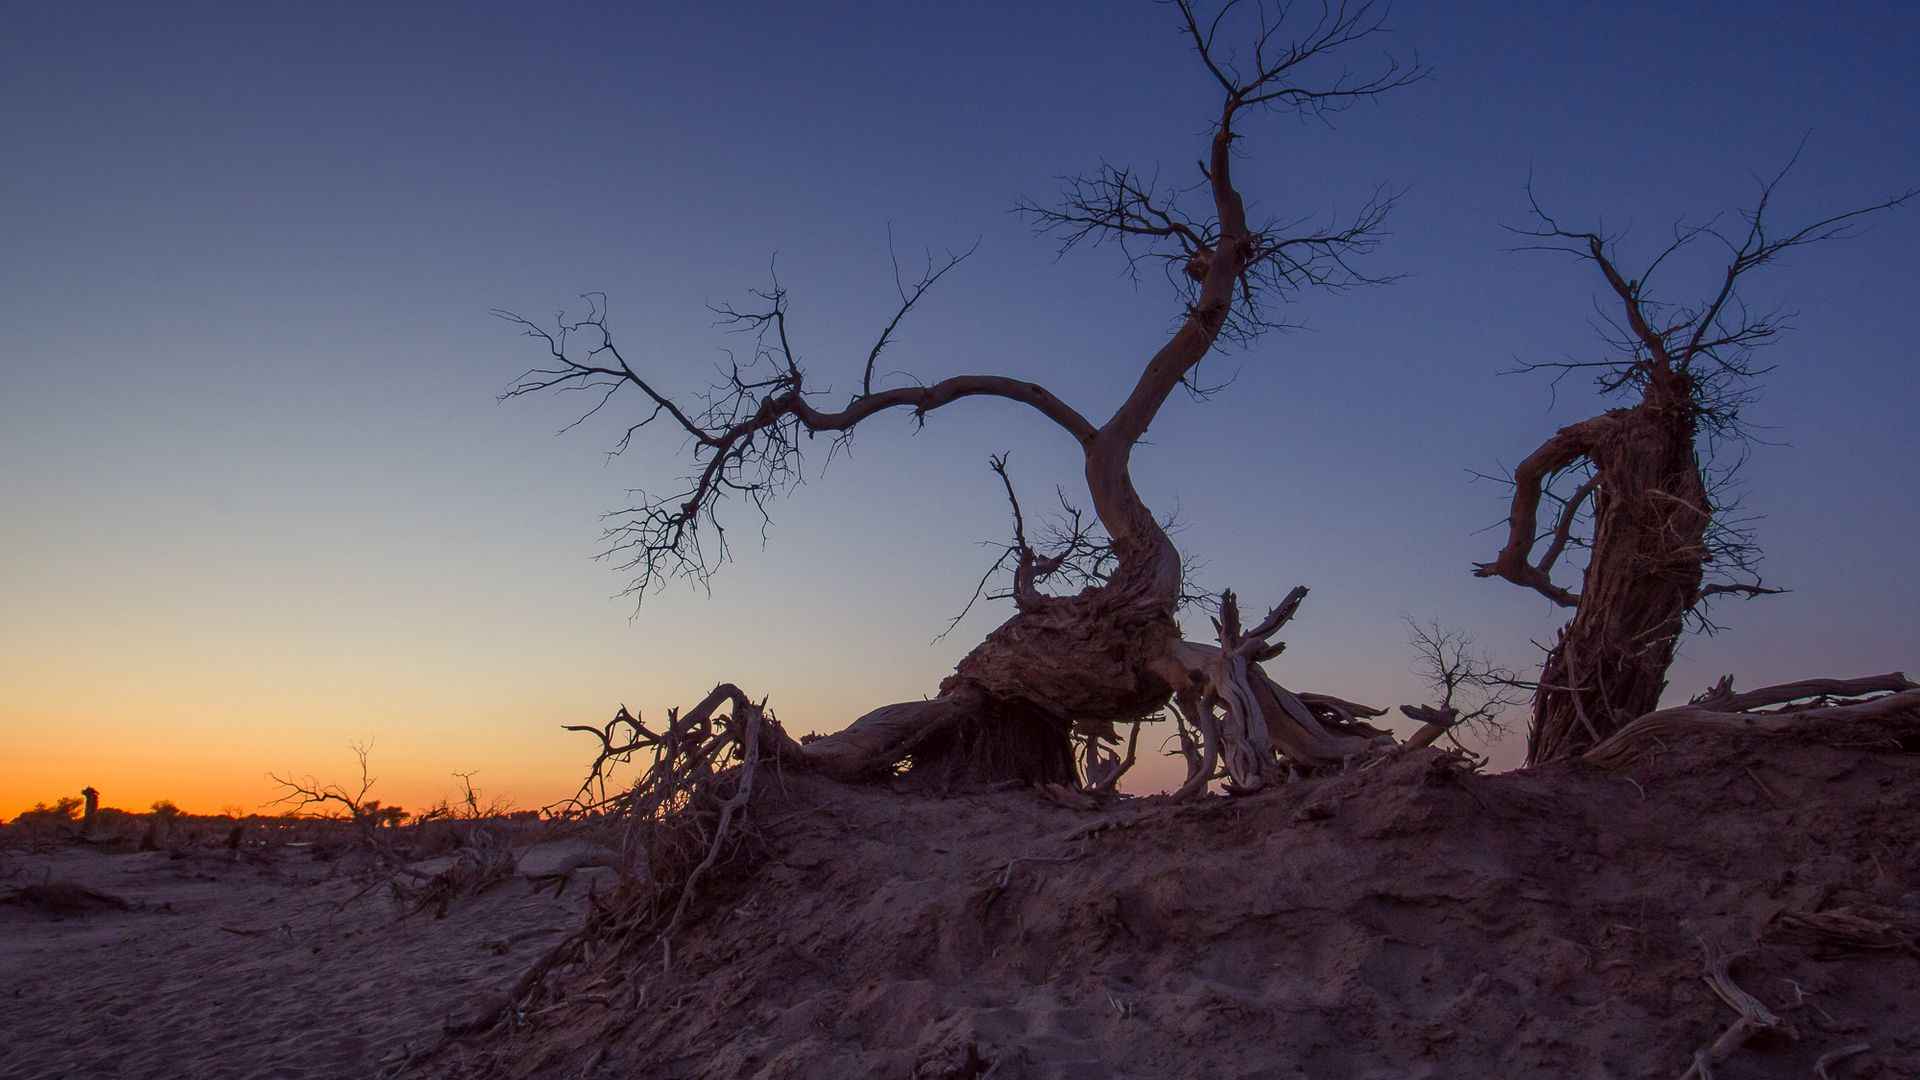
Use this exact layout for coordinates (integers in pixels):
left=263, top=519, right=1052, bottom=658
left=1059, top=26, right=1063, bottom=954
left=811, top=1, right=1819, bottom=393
left=442, top=714, right=1920, bottom=1079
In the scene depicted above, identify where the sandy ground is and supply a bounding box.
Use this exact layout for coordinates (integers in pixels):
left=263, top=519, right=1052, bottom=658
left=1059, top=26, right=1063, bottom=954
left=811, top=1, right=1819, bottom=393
left=5, top=708, right=1918, bottom=1080
left=0, top=841, right=601, bottom=1080
left=428, top=720, right=1920, bottom=1080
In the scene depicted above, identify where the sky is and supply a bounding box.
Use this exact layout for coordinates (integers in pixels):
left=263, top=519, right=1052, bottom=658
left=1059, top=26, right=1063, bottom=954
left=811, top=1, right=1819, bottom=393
left=3, top=1, right=1916, bottom=818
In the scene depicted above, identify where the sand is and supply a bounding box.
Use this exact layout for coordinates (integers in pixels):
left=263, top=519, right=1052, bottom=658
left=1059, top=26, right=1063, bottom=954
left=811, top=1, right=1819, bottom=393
left=0, top=840, right=601, bottom=1080
left=5, top=712, right=1918, bottom=1080
left=425, top=722, right=1920, bottom=1079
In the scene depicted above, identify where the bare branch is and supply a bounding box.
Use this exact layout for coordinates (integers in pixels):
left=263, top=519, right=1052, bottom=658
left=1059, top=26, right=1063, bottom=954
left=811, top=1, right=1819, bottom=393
left=500, top=265, right=1096, bottom=603
left=863, top=233, right=978, bottom=396
left=939, top=455, right=1215, bottom=640
left=266, top=740, right=379, bottom=822
left=1473, top=414, right=1620, bottom=607
left=1508, top=166, right=1914, bottom=434
left=1688, top=672, right=1915, bottom=713
left=1404, top=617, right=1526, bottom=748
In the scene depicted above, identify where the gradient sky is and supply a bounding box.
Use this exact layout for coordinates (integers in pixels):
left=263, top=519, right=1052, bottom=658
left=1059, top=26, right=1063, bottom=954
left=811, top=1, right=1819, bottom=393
left=4, top=1, right=1916, bottom=818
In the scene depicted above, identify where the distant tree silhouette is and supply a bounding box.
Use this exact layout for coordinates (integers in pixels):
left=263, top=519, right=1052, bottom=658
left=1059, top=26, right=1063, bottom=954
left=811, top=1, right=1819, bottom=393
left=13, top=797, right=82, bottom=831
left=1398, top=618, right=1525, bottom=757
left=1476, top=156, right=1913, bottom=763
left=269, top=741, right=379, bottom=821
left=503, top=0, right=1429, bottom=795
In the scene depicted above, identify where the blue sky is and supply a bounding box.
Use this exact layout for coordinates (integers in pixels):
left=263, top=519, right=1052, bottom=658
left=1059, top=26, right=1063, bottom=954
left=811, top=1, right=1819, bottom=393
left=3, top=1, right=1916, bottom=812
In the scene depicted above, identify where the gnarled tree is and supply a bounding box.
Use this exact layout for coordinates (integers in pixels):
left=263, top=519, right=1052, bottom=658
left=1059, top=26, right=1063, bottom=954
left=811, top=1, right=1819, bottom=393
left=1476, top=157, right=1913, bottom=763
left=501, top=1, right=1423, bottom=794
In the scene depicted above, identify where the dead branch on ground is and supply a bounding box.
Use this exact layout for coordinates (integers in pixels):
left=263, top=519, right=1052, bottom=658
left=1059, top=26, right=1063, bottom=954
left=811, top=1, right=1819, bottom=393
left=1587, top=675, right=1920, bottom=768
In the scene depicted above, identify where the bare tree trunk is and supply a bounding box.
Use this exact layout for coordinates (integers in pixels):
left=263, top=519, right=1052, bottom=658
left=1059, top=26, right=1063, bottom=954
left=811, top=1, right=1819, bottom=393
left=1529, top=379, right=1708, bottom=762
left=1482, top=173, right=1912, bottom=764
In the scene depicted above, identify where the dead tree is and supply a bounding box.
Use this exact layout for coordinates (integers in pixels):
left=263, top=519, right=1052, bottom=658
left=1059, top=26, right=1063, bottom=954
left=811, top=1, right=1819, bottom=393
left=1475, top=157, right=1913, bottom=764
left=267, top=740, right=407, bottom=861
left=268, top=740, right=380, bottom=821
left=501, top=1, right=1423, bottom=793
left=1399, top=618, right=1526, bottom=755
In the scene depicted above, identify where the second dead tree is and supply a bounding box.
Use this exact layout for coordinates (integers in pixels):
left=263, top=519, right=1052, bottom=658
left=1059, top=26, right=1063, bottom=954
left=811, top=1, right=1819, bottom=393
left=1475, top=159, right=1913, bottom=763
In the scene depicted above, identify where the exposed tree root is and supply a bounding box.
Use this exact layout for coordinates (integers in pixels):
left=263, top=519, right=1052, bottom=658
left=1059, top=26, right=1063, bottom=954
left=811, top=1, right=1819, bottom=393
left=421, top=683, right=801, bottom=1060
left=611, top=583, right=1418, bottom=801
left=1157, top=588, right=1398, bottom=796
left=1678, top=935, right=1788, bottom=1080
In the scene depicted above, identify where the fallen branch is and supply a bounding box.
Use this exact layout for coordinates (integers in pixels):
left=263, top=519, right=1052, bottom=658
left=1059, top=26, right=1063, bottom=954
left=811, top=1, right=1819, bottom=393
left=1690, top=673, right=1915, bottom=713
left=1587, top=685, right=1920, bottom=769
left=1398, top=704, right=1460, bottom=750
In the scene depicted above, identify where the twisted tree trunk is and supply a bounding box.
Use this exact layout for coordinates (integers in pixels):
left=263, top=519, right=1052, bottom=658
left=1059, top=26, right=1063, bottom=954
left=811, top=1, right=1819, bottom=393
left=1530, top=374, right=1708, bottom=761
left=799, top=434, right=1187, bottom=785
left=1479, top=170, right=1909, bottom=764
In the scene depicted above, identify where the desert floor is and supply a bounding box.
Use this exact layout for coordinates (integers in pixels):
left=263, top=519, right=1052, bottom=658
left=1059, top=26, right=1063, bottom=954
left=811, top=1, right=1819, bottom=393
left=6, top=711, right=1919, bottom=1080
left=0, top=840, right=601, bottom=1080
left=420, top=735, right=1920, bottom=1080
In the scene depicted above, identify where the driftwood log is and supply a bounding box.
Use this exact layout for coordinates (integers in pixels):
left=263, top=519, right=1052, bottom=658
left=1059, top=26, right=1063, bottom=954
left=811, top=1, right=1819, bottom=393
left=1586, top=673, right=1919, bottom=768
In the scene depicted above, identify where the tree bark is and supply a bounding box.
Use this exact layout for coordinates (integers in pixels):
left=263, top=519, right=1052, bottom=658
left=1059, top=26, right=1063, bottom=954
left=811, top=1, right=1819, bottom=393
left=1527, top=374, right=1710, bottom=763
left=789, top=121, right=1247, bottom=787
left=1585, top=685, right=1920, bottom=769
left=801, top=524, right=1184, bottom=785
